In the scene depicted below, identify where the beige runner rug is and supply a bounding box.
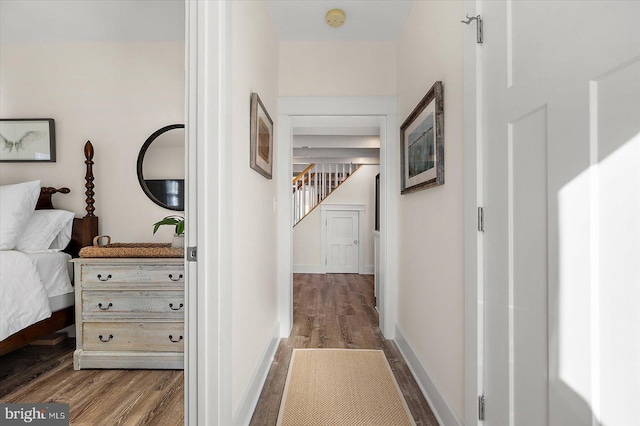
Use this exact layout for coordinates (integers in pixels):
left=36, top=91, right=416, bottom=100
left=276, top=349, right=416, bottom=426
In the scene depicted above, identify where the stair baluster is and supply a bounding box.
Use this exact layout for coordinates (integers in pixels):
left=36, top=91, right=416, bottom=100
left=292, top=163, right=362, bottom=227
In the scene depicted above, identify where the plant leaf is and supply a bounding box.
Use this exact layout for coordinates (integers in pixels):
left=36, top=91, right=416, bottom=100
left=152, top=217, right=182, bottom=234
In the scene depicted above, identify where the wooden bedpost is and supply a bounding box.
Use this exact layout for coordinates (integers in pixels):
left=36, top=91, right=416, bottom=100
left=64, top=141, right=99, bottom=256
left=84, top=141, right=96, bottom=217
left=79, top=141, right=99, bottom=248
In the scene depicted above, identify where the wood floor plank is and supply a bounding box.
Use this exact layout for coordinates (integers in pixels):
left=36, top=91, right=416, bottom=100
left=0, top=339, right=184, bottom=425
left=249, top=273, right=440, bottom=426
left=0, top=338, right=75, bottom=398
left=3, top=273, right=437, bottom=426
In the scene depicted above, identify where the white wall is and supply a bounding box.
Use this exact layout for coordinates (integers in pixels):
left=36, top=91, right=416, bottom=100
left=279, top=40, right=394, bottom=276
left=293, top=165, right=378, bottom=273
left=229, top=1, right=280, bottom=421
left=279, top=41, right=396, bottom=97
left=0, top=40, right=185, bottom=243
left=396, top=1, right=465, bottom=423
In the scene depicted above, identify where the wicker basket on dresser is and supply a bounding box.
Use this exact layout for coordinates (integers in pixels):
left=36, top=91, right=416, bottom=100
left=71, top=258, right=184, bottom=370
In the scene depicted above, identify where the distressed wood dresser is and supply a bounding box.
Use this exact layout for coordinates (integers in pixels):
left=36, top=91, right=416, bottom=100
left=71, top=258, right=184, bottom=369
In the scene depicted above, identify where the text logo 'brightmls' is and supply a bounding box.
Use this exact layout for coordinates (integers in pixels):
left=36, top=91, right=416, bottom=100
left=0, top=404, right=68, bottom=425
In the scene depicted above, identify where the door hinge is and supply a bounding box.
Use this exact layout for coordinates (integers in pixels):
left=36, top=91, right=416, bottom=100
left=478, top=207, right=484, bottom=232
left=461, top=14, right=483, bottom=44
left=187, top=246, right=197, bottom=262
left=478, top=395, right=485, bottom=421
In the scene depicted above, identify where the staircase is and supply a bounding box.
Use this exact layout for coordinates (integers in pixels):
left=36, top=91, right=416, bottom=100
left=292, top=163, right=360, bottom=226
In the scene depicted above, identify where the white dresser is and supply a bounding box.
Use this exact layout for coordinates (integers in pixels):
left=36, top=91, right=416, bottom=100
left=71, top=258, right=184, bottom=370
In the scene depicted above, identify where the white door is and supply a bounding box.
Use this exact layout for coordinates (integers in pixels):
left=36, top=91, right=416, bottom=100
left=481, top=1, right=640, bottom=425
left=325, top=211, right=359, bottom=273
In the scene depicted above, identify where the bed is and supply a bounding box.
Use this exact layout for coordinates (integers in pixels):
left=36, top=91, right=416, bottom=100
left=0, top=141, right=99, bottom=356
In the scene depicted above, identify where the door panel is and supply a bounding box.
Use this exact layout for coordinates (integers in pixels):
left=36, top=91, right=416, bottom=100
left=511, top=106, right=548, bottom=425
left=481, top=1, right=640, bottom=425
left=595, top=57, right=640, bottom=426
left=326, top=211, right=359, bottom=273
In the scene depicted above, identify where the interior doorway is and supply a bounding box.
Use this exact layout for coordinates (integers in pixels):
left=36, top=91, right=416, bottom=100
left=276, top=98, right=400, bottom=339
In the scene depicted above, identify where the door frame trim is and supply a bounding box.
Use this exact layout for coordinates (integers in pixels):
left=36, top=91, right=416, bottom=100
left=185, top=1, right=232, bottom=424
left=276, top=97, right=399, bottom=338
left=463, top=0, right=483, bottom=425
left=321, top=204, right=365, bottom=274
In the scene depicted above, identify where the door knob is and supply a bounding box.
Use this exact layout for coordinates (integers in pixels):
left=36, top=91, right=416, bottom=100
left=354, top=240, right=358, bottom=244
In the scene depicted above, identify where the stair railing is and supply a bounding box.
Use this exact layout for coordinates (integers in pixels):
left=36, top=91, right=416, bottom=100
left=292, top=163, right=358, bottom=226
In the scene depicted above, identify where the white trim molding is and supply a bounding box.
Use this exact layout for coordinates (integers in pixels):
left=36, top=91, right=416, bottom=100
left=292, top=264, right=324, bottom=274
left=231, top=323, right=280, bottom=426
left=185, top=1, right=233, bottom=424
left=395, top=325, right=463, bottom=426
left=277, top=97, right=399, bottom=339
left=293, top=265, right=374, bottom=274
left=463, top=0, right=482, bottom=425
left=320, top=204, right=366, bottom=274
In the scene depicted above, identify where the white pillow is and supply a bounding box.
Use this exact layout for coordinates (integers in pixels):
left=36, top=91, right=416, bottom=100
left=14, top=209, right=75, bottom=251
left=50, top=213, right=75, bottom=250
left=0, top=180, right=41, bottom=250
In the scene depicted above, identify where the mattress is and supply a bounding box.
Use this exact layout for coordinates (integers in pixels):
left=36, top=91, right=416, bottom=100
left=48, top=291, right=74, bottom=312
left=24, top=251, right=74, bottom=311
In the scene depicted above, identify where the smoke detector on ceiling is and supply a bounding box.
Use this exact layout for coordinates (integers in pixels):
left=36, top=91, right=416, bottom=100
left=325, top=9, right=346, bottom=28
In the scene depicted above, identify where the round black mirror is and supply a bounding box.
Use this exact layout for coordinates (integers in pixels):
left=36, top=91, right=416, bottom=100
left=137, top=124, right=185, bottom=211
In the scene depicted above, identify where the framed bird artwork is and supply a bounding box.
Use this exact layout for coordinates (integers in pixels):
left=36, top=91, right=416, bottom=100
left=0, top=119, right=56, bottom=162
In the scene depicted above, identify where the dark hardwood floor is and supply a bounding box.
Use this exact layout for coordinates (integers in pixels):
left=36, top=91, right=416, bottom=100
left=1, top=274, right=438, bottom=425
left=0, top=338, right=183, bottom=425
left=0, top=337, right=76, bottom=399
left=249, top=273, right=439, bottom=426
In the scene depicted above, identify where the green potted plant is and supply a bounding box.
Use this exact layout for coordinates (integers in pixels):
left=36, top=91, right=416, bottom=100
left=153, top=215, right=185, bottom=248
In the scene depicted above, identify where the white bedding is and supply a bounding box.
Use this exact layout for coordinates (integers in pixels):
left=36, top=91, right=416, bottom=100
left=49, top=292, right=75, bottom=312
left=0, top=251, right=52, bottom=341
left=24, top=251, right=73, bottom=297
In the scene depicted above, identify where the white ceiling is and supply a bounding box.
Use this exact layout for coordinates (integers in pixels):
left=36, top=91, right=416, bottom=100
left=292, top=135, right=380, bottom=168
left=0, top=0, right=184, bottom=44
left=266, top=0, right=413, bottom=41
left=0, top=1, right=412, bottom=44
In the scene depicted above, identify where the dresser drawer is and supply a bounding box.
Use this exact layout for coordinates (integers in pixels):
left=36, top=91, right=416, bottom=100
left=82, top=322, right=184, bottom=352
left=81, top=265, right=184, bottom=288
left=82, top=290, right=184, bottom=319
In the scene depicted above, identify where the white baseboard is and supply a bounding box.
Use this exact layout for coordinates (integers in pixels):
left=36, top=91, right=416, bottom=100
left=293, top=264, right=324, bottom=274
left=294, top=264, right=375, bottom=275
left=394, top=325, right=463, bottom=426
left=232, top=322, right=281, bottom=426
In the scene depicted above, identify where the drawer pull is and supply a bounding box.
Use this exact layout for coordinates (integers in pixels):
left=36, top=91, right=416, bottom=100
left=98, top=302, right=113, bottom=310
left=97, top=274, right=112, bottom=282
left=169, top=335, right=183, bottom=343
left=169, top=303, right=184, bottom=311
left=168, top=274, right=183, bottom=282
left=99, top=334, right=114, bottom=342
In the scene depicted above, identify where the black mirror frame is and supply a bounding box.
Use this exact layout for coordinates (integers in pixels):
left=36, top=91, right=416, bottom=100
left=136, top=124, right=185, bottom=211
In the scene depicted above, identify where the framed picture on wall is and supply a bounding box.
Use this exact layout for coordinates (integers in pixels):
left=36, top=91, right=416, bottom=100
left=400, top=81, right=444, bottom=193
left=0, top=119, right=56, bottom=162
left=250, top=93, right=274, bottom=179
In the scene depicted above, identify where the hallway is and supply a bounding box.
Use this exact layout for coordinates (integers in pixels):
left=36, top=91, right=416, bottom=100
left=249, top=273, right=439, bottom=425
